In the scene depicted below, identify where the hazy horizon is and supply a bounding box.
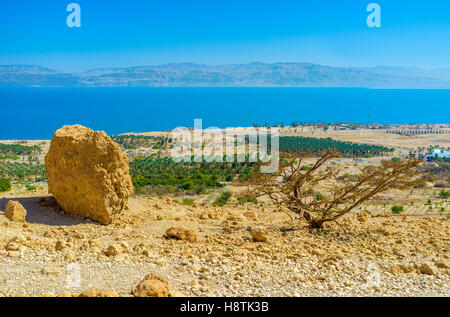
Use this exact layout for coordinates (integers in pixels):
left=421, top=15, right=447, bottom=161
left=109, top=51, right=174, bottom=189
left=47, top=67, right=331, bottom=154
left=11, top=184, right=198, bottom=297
left=4, top=62, right=450, bottom=74
left=3, top=1, right=450, bottom=72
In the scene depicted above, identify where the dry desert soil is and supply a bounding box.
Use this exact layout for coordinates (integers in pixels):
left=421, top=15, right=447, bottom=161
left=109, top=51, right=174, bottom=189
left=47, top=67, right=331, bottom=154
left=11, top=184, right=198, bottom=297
left=0, top=182, right=449, bottom=297
left=0, top=127, right=449, bottom=297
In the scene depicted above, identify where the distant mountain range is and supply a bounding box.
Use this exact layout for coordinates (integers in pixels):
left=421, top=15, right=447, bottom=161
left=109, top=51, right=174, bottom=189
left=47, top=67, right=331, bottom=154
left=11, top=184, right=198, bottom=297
left=2, top=62, right=450, bottom=88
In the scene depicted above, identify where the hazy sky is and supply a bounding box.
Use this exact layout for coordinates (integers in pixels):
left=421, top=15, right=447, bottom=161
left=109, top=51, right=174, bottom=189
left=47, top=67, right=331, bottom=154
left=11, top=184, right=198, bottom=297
left=1, top=0, right=450, bottom=71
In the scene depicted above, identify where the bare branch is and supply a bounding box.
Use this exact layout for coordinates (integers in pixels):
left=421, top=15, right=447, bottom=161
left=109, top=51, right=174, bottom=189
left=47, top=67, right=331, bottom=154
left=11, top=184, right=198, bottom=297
left=249, top=151, right=423, bottom=229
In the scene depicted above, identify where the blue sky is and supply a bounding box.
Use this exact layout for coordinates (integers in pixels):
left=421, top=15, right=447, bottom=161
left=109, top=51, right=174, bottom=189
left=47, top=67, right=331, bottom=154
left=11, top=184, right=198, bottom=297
left=1, top=0, right=450, bottom=71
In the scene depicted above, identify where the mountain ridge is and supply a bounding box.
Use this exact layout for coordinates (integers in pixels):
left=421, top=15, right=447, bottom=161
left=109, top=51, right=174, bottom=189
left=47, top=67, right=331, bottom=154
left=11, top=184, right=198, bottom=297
left=2, top=62, right=450, bottom=88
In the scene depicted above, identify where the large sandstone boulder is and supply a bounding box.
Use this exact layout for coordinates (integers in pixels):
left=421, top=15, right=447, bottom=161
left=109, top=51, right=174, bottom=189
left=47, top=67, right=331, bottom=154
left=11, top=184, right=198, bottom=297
left=45, top=125, right=133, bottom=224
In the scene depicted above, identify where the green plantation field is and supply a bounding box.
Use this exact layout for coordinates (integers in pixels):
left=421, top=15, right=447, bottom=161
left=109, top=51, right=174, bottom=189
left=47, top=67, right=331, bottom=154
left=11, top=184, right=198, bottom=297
left=130, top=156, right=258, bottom=194
left=0, top=160, right=46, bottom=181
left=277, top=136, right=393, bottom=157
left=0, top=154, right=20, bottom=160
left=111, top=135, right=172, bottom=150
left=0, top=143, right=42, bottom=156
left=0, top=143, right=45, bottom=181
left=0, top=134, right=394, bottom=187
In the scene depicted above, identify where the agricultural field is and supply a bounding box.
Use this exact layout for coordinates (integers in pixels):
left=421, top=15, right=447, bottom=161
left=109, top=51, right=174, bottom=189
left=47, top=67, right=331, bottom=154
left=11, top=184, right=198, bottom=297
left=0, top=160, right=46, bottom=181
left=130, top=156, right=258, bottom=194
left=111, top=134, right=172, bottom=150
left=277, top=136, right=393, bottom=157
left=0, top=142, right=42, bottom=156
left=0, top=154, right=20, bottom=160
left=279, top=126, right=450, bottom=156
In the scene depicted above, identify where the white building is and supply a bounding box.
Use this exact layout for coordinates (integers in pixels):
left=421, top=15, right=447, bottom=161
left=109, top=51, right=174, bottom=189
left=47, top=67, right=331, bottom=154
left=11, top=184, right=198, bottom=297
left=432, top=149, right=450, bottom=159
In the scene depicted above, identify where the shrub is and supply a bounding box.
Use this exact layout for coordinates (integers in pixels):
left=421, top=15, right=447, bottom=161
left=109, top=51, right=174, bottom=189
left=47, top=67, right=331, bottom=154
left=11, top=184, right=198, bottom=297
left=180, top=181, right=194, bottom=190
left=214, top=191, right=232, bottom=207
left=237, top=195, right=258, bottom=205
left=0, top=178, right=11, bottom=192
left=182, top=198, right=195, bottom=206
left=251, top=151, right=422, bottom=228
left=391, top=205, right=404, bottom=213
left=23, top=183, right=36, bottom=191
left=439, top=190, right=450, bottom=198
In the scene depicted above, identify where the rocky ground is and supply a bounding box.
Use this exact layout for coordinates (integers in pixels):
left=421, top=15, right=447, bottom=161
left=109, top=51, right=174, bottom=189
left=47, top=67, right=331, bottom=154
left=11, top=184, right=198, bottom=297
left=0, top=186, right=449, bottom=297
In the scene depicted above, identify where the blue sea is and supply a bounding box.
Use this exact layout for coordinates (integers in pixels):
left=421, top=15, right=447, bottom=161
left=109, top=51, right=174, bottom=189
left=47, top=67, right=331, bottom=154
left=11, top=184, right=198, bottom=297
left=0, top=87, right=449, bottom=139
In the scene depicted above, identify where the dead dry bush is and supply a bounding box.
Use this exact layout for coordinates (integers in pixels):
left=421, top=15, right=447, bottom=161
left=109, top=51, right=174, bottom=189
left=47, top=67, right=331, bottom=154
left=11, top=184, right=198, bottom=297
left=250, top=151, right=424, bottom=229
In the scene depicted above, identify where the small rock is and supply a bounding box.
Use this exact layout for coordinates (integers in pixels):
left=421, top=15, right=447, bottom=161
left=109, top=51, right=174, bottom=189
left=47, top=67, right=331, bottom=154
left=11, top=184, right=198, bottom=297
left=79, top=288, right=118, bottom=297
left=344, top=281, right=354, bottom=286
left=243, top=210, right=258, bottom=221
left=5, top=242, right=21, bottom=252
left=176, top=266, right=186, bottom=273
left=250, top=227, right=268, bottom=242
left=55, top=240, right=65, bottom=251
left=113, top=253, right=127, bottom=262
left=187, top=280, right=199, bottom=287
left=435, top=259, right=450, bottom=269
left=168, top=290, right=185, bottom=297
left=78, top=288, right=100, bottom=297
left=388, top=264, right=403, bottom=274
left=105, top=244, right=121, bottom=256
left=64, top=253, right=75, bottom=262
left=7, top=251, right=21, bottom=258
left=4, top=201, right=27, bottom=222
left=132, top=273, right=169, bottom=297
left=97, top=289, right=119, bottom=297
left=165, top=227, right=198, bottom=243
left=120, top=241, right=130, bottom=251
left=41, top=266, right=60, bottom=276
left=190, top=264, right=201, bottom=272
left=57, top=291, right=74, bottom=297
left=398, top=263, right=414, bottom=273
left=357, top=212, right=368, bottom=223
left=419, top=262, right=437, bottom=275
left=310, top=249, right=324, bottom=257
